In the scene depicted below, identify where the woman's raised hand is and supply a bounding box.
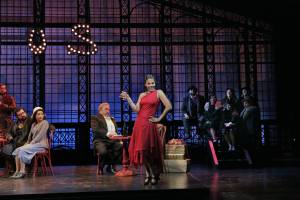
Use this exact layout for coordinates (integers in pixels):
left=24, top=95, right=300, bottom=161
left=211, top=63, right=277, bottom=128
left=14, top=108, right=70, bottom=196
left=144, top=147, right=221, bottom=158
left=120, top=91, right=129, bottom=101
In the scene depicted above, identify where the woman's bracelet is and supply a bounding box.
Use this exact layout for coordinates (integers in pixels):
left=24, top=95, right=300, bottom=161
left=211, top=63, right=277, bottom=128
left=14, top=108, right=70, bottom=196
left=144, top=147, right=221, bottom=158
left=127, top=98, right=133, bottom=105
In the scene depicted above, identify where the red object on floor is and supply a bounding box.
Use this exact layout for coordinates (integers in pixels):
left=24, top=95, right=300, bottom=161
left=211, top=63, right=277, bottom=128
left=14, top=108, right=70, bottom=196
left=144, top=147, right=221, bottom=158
left=115, top=168, right=135, bottom=177
left=97, top=136, right=131, bottom=175
left=208, top=140, right=219, bottom=166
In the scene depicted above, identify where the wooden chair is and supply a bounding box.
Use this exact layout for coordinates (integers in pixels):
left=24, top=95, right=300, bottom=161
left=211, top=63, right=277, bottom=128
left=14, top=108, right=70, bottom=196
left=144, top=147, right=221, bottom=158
left=31, top=125, right=55, bottom=177
left=96, top=145, right=123, bottom=175
left=96, top=152, right=116, bottom=175
left=96, top=152, right=103, bottom=175
left=0, top=132, right=9, bottom=175
left=156, top=124, right=167, bottom=172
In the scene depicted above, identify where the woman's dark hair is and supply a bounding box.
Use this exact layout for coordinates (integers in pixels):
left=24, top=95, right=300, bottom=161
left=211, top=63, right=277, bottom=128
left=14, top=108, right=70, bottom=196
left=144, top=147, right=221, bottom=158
left=144, top=74, right=155, bottom=83
left=144, top=74, right=156, bottom=91
left=226, top=88, right=237, bottom=99
left=226, top=88, right=235, bottom=94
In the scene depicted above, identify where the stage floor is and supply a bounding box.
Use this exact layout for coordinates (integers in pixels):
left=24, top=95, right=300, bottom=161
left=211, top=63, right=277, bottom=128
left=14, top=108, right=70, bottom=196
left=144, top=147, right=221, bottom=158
left=1, top=164, right=300, bottom=200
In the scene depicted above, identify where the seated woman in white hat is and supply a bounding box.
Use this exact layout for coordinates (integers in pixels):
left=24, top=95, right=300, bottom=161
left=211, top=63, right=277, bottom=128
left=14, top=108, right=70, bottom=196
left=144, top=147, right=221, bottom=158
left=10, top=107, right=49, bottom=178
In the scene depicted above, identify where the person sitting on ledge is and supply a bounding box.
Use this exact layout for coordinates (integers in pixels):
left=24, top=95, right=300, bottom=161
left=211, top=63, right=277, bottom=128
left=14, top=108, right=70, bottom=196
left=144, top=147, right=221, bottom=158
left=181, top=85, right=205, bottom=139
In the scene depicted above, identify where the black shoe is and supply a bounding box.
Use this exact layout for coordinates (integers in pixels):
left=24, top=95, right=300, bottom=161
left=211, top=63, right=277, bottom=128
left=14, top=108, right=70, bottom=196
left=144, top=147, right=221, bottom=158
left=97, top=164, right=104, bottom=175
left=144, top=177, right=151, bottom=185
left=106, top=165, right=115, bottom=174
left=111, top=165, right=119, bottom=174
left=98, top=167, right=103, bottom=175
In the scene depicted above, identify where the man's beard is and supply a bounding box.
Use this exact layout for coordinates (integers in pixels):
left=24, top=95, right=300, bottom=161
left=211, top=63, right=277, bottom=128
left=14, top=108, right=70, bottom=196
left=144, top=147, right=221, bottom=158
left=19, top=117, right=27, bottom=122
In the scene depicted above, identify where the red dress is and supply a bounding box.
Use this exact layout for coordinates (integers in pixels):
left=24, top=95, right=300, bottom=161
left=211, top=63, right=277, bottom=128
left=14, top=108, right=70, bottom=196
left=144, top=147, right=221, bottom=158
left=128, top=90, right=163, bottom=170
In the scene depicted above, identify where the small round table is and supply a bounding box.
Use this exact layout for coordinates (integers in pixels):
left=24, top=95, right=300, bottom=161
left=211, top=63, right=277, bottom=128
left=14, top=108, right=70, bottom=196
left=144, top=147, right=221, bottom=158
left=110, top=135, right=135, bottom=176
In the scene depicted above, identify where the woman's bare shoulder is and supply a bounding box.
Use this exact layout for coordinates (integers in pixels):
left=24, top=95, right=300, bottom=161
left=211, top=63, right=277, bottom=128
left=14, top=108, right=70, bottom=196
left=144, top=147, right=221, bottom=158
left=139, top=92, right=147, bottom=98
left=156, top=89, right=165, bottom=96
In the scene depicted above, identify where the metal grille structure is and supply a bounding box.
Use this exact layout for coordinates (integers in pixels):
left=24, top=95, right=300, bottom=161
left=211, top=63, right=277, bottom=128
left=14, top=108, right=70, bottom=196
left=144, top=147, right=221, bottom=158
left=0, top=0, right=278, bottom=151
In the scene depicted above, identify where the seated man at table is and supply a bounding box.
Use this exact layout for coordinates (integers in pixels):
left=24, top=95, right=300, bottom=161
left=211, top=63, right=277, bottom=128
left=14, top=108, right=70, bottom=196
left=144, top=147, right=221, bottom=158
left=91, top=102, right=122, bottom=175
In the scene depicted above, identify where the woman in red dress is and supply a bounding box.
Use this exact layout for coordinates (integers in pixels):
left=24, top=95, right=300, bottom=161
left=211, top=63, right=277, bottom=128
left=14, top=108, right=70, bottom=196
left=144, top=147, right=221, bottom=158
left=120, top=74, right=172, bottom=185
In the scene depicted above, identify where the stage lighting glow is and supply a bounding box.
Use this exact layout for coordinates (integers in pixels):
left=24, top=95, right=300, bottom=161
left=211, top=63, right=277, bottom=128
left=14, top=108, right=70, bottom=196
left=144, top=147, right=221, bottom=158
left=28, top=29, right=47, bottom=55
left=67, top=24, right=98, bottom=55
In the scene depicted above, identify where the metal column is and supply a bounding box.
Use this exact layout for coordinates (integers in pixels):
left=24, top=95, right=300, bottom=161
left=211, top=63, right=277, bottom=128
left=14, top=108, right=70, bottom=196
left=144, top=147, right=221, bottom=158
left=76, top=0, right=91, bottom=163
left=119, top=0, right=132, bottom=128
left=32, top=0, right=45, bottom=108
left=160, top=1, right=174, bottom=137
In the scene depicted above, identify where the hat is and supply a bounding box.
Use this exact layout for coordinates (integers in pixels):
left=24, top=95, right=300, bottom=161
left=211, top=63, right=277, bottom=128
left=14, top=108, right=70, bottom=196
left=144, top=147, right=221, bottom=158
left=242, top=97, right=252, bottom=103
left=31, top=106, right=44, bottom=118
left=187, top=85, right=197, bottom=93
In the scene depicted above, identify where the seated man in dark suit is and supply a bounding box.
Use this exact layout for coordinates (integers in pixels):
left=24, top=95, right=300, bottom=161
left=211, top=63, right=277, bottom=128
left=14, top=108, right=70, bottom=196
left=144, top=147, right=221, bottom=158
left=0, top=107, right=32, bottom=176
left=91, top=103, right=122, bottom=175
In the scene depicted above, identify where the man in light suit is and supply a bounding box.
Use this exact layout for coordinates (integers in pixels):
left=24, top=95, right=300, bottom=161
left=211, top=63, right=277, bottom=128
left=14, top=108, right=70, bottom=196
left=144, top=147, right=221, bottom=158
left=91, top=103, right=122, bottom=175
